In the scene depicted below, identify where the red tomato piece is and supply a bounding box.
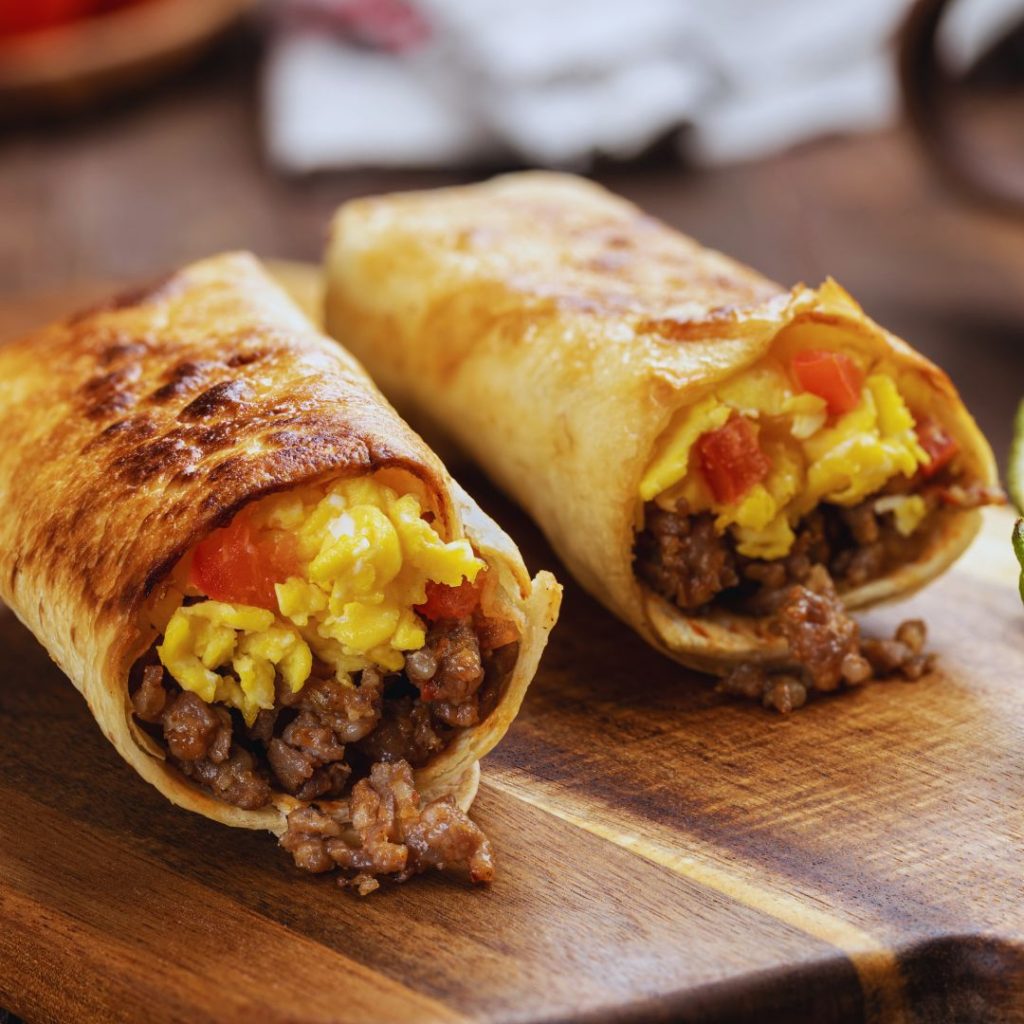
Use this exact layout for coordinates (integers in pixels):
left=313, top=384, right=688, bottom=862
left=190, top=510, right=297, bottom=610
left=790, top=349, right=864, bottom=416
left=415, top=576, right=481, bottom=621
left=696, top=416, right=771, bottom=505
left=915, top=418, right=959, bottom=478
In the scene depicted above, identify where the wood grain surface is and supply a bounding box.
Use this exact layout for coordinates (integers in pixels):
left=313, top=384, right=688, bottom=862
left=0, top=282, right=1023, bottom=1024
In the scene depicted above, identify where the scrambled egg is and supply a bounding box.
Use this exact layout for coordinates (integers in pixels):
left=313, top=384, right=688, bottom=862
left=156, top=478, right=484, bottom=724
left=640, top=359, right=930, bottom=560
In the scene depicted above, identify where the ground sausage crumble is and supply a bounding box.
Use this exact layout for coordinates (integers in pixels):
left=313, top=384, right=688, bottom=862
left=635, top=498, right=947, bottom=711
left=279, top=760, right=495, bottom=895
left=131, top=613, right=518, bottom=891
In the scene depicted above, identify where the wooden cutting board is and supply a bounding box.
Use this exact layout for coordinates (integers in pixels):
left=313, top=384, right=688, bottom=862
left=1, top=276, right=1022, bottom=1024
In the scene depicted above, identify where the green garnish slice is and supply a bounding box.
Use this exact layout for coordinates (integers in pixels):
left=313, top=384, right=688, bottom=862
left=1007, top=398, right=1024, bottom=514
left=1013, top=519, right=1024, bottom=604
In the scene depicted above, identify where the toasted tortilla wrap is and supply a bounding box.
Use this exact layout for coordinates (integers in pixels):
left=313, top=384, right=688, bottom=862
left=324, top=172, right=997, bottom=680
left=0, top=252, right=560, bottom=855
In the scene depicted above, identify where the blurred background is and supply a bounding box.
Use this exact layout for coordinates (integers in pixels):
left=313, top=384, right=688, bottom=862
left=0, top=0, right=1021, bottom=453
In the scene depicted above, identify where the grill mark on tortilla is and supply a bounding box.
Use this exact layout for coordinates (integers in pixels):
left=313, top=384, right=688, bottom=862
left=81, top=364, right=143, bottom=419
left=99, top=339, right=151, bottom=366
left=151, top=360, right=219, bottom=402
left=113, top=436, right=202, bottom=485
left=227, top=349, right=268, bottom=368
left=83, top=414, right=159, bottom=451
left=179, top=380, right=253, bottom=420
left=637, top=306, right=747, bottom=342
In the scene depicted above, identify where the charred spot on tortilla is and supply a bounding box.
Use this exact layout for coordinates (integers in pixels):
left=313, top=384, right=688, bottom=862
left=84, top=391, right=137, bottom=420
left=99, top=338, right=151, bottom=367
left=151, top=360, right=219, bottom=402
left=81, top=364, right=143, bottom=419
left=179, top=379, right=253, bottom=421
left=87, top=413, right=160, bottom=449
left=637, top=308, right=751, bottom=342
left=179, top=422, right=236, bottom=452
left=227, top=348, right=270, bottom=368
left=113, top=435, right=201, bottom=485
left=205, top=454, right=248, bottom=485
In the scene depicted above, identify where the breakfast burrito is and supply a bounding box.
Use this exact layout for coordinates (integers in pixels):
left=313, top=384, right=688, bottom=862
left=324, top=172, right=999, bottom=711
left=0, top=252, right=560, bottom=892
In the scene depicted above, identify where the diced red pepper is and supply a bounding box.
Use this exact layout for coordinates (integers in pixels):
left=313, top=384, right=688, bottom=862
left=415, top=576, right=482, bottom=621
left=915, top=418, right=959, bottom=479
left=697, top=416, right=771, bottom=505
left=190, top=509, right=298, bottom=610
left=790, top=349, right=864, bottom=416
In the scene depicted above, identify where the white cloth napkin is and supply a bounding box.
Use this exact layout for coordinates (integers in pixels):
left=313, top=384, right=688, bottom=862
left=262, top=0, right=1019, bottom=172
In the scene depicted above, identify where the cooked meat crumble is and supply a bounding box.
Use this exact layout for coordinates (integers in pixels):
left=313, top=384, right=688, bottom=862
left=634, top=507, right=739, bottom=609
left=635, top=497, right=951, bottom=711
left=130, top=615, right=518, bottom=890
left=777, top=565, right=860, bottom=692
left=132, top=683, right=275, bottom=809
left=636, top=498, right=931, bottom=616
left=280, top=760, right=495, bottom=893
left=133, top=664, right=167, bottom=721
left=355, top=695, right=447, bottom=768
left=717, top=572, right=935, bottom=712
left=180, top=747, right=272, bottom=810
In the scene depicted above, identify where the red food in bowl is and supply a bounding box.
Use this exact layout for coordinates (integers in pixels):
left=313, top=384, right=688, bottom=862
left=0, top=0, right=145, bottom=38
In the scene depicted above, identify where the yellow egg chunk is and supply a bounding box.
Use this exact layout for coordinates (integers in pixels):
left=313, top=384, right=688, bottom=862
left=155, top=477, right=485, bottom=723
left=157, top=601, right=305, bottom=724
left=640, top=354, right=932, bottom=560
left=874, top=494, right=929, bottom=537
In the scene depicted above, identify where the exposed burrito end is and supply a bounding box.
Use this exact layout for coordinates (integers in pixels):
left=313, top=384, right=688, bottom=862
left=0, top=251, right=561, bottom=892
left=324, top=172, right=999, bottom=708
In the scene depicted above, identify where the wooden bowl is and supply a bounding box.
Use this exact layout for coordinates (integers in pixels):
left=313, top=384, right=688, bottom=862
left=0, top=0, right=255, bottom=116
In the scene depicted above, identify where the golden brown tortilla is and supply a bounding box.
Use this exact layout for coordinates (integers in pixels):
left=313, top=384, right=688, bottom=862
left=0, top=251, right=560, bottom=835
left=323, top=171, right=997, bottom=674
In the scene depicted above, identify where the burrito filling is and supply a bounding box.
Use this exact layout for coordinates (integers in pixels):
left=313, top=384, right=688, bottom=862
left=132, top=475, right=521, bottom=893
left=634, top=342, right=998, bottom=711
